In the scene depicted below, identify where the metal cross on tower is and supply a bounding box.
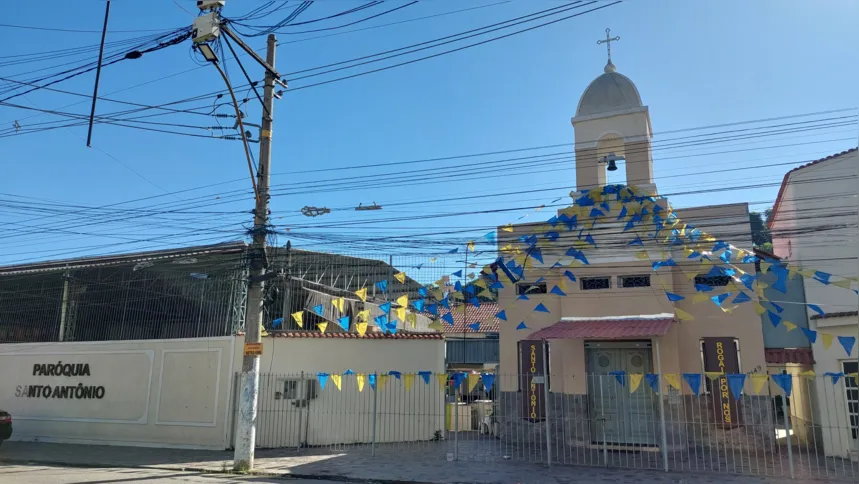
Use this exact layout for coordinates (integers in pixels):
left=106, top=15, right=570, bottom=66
left=597, top=28, right=620, bottom=64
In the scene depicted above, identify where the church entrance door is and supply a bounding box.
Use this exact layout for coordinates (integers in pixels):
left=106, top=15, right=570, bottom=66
left=586, top=341, right=658, bottom=446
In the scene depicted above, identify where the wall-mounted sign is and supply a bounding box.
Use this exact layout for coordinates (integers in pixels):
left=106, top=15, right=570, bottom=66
left=702, top=337, right=742, bottom=427
left=518, top=340, right=545, bottom=422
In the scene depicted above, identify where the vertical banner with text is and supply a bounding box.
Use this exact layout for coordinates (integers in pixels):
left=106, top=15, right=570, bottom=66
left=702, top=337, right=742, bottom=427
left=518, top=340, right=546, bottom=422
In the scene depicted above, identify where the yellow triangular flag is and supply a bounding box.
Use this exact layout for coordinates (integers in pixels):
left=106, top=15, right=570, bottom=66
left=396, top=294, right=408, bottom=308
left=436, top=373, right=447, bottom=392
left=664, top=373, right=680, bottom=390
left=291, top=311, right=304, bottom=328
left=357, top=374, right=365, bottom=392
left=394, top=272, right=407, bottom=284
left=317, top=322, right=328, bottom=333
left=502, top=224, right=513, bottom=232
left=635, top=250, right=649, bottom=260
left=468, top=374, right=480, bottom=393
left=330, top=374, right=342, bottom=391
left=821, top=333, right=834, bottom=349
left=354, top=287, right=368, bottom=302
left=799, top=269, right=816, bottom=278
left=800, top=370, right=816, bottom=379
left=760, top=261, right=771, bottom=273
left=356, top=322, right=368, bottom=337
left=378, top=374, right=389, bottom=391
left=467, top=241, right=475, bottom=252
left=357, top=309, right=370, bottom=322
left=834, top=279, right=854, bottom=290
left=750, top=374, right=768, bottom=394
left=705, top=372, right=723, bottom=381
left=848, top=373, right=859, bottom=384
left=404, top=374, right=415, bottom=392
left=685, top=271, right=699, bottom=281
left=396, top=307, right=407, bottom=322
left=754, top=303, right=767, bottom=316
left=692, top=293, right=710, bottom=304
left=260, top=324, right=268, bottom=337
left=721, top=305, right=738, bottom=315
left=783, top=321, right=797, bottom=332
left=332, top=297, right=345, bottom=313
left=428, top=320, right=443, bottom=331
left=406, top=313, right=417, bottom=328
left=675, top=308, right=695, bottom=321
left=473, top=279, right=488, bottom=289
left=629, top=373, right=643, bottom=393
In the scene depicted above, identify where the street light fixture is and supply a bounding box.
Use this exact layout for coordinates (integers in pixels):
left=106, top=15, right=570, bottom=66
left=197, top=43, right=218, bottom=63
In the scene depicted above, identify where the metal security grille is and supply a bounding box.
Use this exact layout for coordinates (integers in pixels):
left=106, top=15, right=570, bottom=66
left=515, top=282, right=546, bottom=295
left=844, top=361, right=859, bottom=439
left=619, top=275, right=651, bottom=288
left=694, top=275, right=732, bottom=287
left=581, top=276, right=610, bottom=290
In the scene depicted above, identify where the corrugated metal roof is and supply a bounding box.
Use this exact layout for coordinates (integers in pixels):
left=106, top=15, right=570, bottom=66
left=527, top=317, right=674, bottom=340
left=765, top=348, right=815, bottom=365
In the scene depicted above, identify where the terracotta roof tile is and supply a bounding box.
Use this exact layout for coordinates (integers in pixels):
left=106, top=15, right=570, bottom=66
left=765, top=348, right=814, bottom=365
left=435, top=302, right=501, bottom=334
left=768, top=148, right=857, bottom=230
left=527, top=317, right=674, bottom=340
left=267, top=331, right=443, bottom=340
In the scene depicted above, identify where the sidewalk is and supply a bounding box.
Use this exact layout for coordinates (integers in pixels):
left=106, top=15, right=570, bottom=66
left=0, top=441, right=835, bottom=484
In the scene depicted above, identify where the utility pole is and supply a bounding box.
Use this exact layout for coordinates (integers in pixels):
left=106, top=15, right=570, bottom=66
left=234, top=33, right=277, bottom=472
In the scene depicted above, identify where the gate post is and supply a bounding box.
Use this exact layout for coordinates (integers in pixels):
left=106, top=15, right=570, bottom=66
left=655, top=339, right=669, bottom=472
left=542, top=341, right=552, bottom=466
left=296, top=371, right=304, bottom=452
left=783, top=392, right=795, bottom=479
left=371, top=372, right=378, bottom=457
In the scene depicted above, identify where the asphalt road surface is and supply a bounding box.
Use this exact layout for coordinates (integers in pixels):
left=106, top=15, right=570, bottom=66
left=0, top=465, right=343, bottom=483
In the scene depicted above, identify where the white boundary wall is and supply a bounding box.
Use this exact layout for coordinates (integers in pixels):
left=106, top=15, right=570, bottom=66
left=0, top=336, right=235, bottom=449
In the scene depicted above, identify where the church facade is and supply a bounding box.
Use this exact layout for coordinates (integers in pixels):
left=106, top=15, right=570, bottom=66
left=495, top=48, right=769, bottom=452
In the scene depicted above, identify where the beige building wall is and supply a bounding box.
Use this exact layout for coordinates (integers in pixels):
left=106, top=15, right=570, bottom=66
left=234, top=335, right=445, bottom=447
left=0, top=337, right=235, bottom=449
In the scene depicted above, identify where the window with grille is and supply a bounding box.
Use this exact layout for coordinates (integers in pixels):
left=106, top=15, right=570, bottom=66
left=580, top=277, right=610, bottom=290
left=619, top=275, right=651, bottom=288
left=694, top=275, right=731, bottom=287
left=845, top=361, right=859, bottom=439
left=516, top=282, right=547, bottom=295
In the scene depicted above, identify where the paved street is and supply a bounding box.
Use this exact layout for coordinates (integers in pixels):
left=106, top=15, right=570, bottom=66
left=0, top=465, right=337, bottom=484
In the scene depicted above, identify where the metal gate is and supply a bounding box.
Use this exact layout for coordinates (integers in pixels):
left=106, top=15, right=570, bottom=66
left=586, top=341, right=658, bottom=446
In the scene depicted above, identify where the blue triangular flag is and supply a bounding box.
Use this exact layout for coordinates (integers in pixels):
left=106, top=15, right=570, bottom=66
left=628, top=236, right=643, bottom=246
left=413, top=299, right=425, bottom=312
left=609, top=371, right=626, bottom=387
left=771, top=373, right=792, bottom=397
left=534, top=303, right=550, bottom=313
left=564, top=270, right=576, bottom=282
left=585, top=234, right=596, bottom=247
left=369, top=373, right=377, bottom=390
left=535, top=277, right=545, bottom=284
left=644, top=373, right=659, bottom=393
left=732, top=292, right=751, bottom=304
left=343, top=369, right=355, bottom=375
left=495, top=310, right=507, bottom=321
left=440, top=298, right=450, bottom=309
left=376, top=280, right=388, bottom=292
left=418, top=371, right=431, bottom=384
left=388, top=371, right=402, bottom=380
left=468, top=322, right=480, bottom=331
left=481, top=373, right=495, bottom=392
left=616, top=205, right=628, bottom=220
left=374, top=314, right=388, bottom=329
left=312, top=304, right=324, bottom=316
left=825, top=372, right=845, bottom=385
left=770, top=301, right=784, bottom=313
left=550, top=285, right=566, bottom=296
left=683, top=373, right=702, bottom=396
left=801, top=327, right=818, bottom=344
left=727, top=374, right=746, bottom=400
left=441, top=312, right=454, bottom=325
left=454, top=281, right=463, bottom=292
left=272, top=317, right=284, bottom=327
left=711, top=293, right=732, bottom=306
left=387, top=320, right=397, bottom=334
left=695, top=284, right=713, bottom=293
left=317, top=373, right=329, bottom=390
left=531, top=248, right=544, bottom=264
left=452, top=372, right=466, bottom=388
left=448, top=248, right=459, bottom=254
left=814, top=271, right=832, bottom=285
left=418, top=287, right=428, bottom=297
left=490, top=281, right=505, bottom=289
left=740, top=273, right=756, bottom=290
left=379, top=301, right=391, bottom=313
left=808, top=304, right=825, bottom=317
left=839, top=336, right=856, bottom=356
left=517, top=294, right=530, bottom=301
left=453, top=270, right=463, bottom=278
left=516, top=322, right=527, bottom=330
left=767, top=311, right=782, bottom=327
left=468, top=297, right=481, bottom=308
left=426, top=303, right=438, bottom=315
left=337, top=316, right=350, bottom=331
left=666, top=292, right=685, bottom=302
left=484, top=231, right=496, bottom=242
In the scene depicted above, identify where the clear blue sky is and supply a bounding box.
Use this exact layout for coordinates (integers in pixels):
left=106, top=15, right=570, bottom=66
left=0, top=0, right=856, bottom=266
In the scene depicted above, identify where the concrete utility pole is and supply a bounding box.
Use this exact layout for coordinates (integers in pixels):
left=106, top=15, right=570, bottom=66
left=234, top=33, right=277, bottom=472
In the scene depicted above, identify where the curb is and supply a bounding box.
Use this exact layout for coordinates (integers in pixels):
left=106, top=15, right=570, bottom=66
left=0, top=457, right=462, bottom=484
